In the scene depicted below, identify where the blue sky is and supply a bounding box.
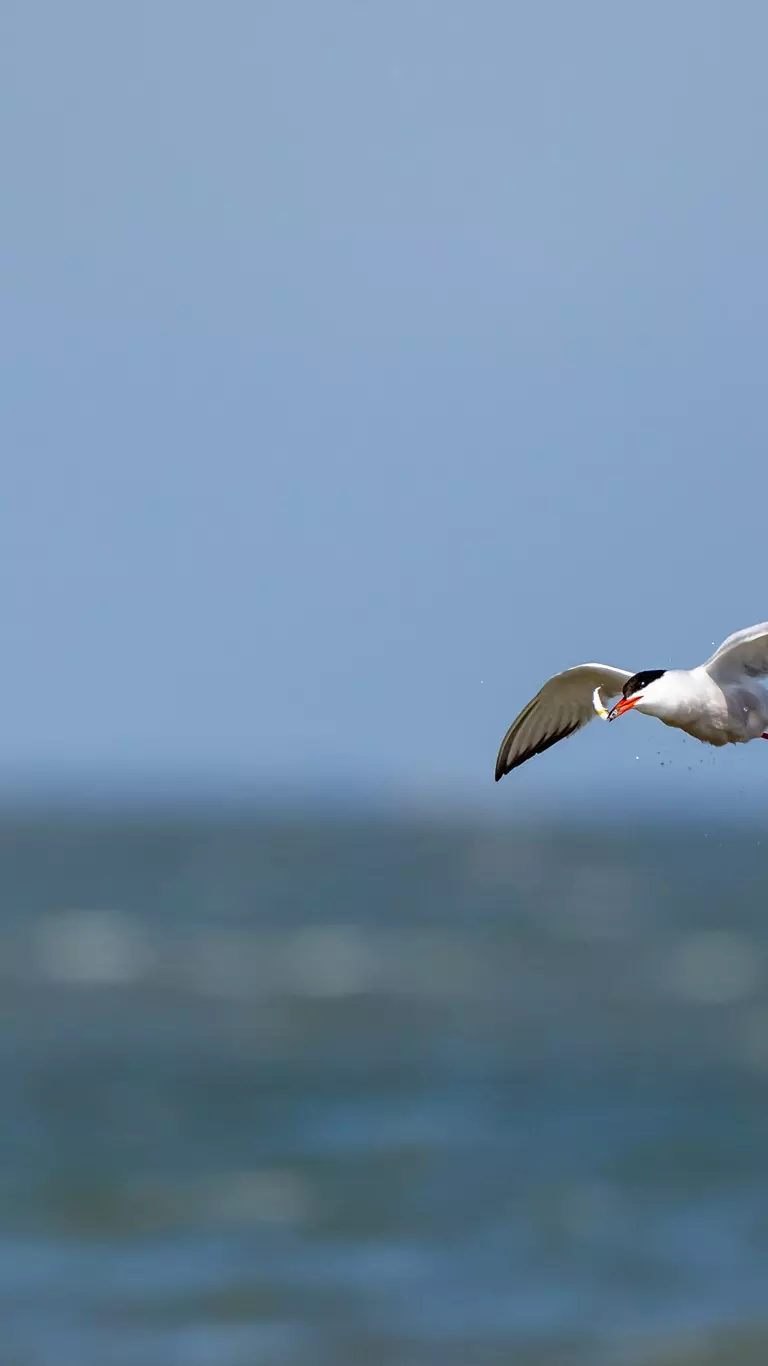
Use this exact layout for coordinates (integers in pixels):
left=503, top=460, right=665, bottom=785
left=5, top=2, right=768, bottom=809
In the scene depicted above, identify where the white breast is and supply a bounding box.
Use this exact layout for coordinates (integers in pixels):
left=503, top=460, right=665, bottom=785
left=682, top=670, right=768, bottom=746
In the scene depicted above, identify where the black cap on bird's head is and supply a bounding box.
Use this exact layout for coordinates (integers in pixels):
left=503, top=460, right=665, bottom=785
left=608, top=669, right=666, bottom=720
left=623, top=669, right=666, bottom=699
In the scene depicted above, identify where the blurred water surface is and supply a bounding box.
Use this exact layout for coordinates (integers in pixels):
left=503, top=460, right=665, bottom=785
left=1, top=810, right=768, bottom=1364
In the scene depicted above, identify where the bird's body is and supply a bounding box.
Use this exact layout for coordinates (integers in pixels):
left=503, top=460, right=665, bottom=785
left=638, top=666, right=767, bottom=746
left=495, top=622, right=768, bottom=780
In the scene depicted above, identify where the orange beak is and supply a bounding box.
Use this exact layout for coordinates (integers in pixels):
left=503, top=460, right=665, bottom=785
left=608, top=695, right=641, bottom=721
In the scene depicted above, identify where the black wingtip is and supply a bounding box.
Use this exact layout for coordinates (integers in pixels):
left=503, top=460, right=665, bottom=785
left=494, top=746, right=509, bottom=782
left=494, top=721, right=580, bottom=782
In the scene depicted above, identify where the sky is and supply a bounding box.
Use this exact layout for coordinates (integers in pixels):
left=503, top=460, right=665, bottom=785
left=4, top=2, right=768, bottom=811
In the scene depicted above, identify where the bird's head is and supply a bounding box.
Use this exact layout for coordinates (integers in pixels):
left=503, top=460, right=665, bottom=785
left=608, top=670, right=667, bottom=721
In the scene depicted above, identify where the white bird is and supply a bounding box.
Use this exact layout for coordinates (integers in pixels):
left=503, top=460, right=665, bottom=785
left=495, top=621, right=768, bottom=781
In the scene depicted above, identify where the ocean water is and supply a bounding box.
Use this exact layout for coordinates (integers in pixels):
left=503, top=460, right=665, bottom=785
left=0, top=809, right=768, bottom=1365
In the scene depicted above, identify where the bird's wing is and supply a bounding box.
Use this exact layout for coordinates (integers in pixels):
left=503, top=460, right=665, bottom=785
left=703, top=622, right=768, bottom=684
left=495, top=664, right=633, bottom=781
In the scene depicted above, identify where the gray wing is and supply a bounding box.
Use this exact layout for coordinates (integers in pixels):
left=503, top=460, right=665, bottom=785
left=703, top=622, right=768, bottom=684
left=495, top=664, right=633, bottom=781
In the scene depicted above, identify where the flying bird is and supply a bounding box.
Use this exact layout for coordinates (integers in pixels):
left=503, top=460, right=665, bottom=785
left=495, top=621, right=768, bottom=780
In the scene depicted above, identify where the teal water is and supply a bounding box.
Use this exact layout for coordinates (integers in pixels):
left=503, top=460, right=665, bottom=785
left=1, top=812, right=768, bottom=1364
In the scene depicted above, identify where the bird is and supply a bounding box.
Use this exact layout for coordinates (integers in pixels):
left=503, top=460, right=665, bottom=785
left=495, top=621, right=768, bottom=781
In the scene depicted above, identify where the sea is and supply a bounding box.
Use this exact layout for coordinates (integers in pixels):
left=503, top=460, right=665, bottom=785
left=0, top=806, right=767, bottom=1365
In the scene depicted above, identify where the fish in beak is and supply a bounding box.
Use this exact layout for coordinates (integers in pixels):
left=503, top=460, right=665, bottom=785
left=608, top=694, right=642, bottom=721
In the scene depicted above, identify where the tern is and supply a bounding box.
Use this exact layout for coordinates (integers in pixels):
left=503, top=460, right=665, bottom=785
left=495, top=621, right=768, bottom=780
